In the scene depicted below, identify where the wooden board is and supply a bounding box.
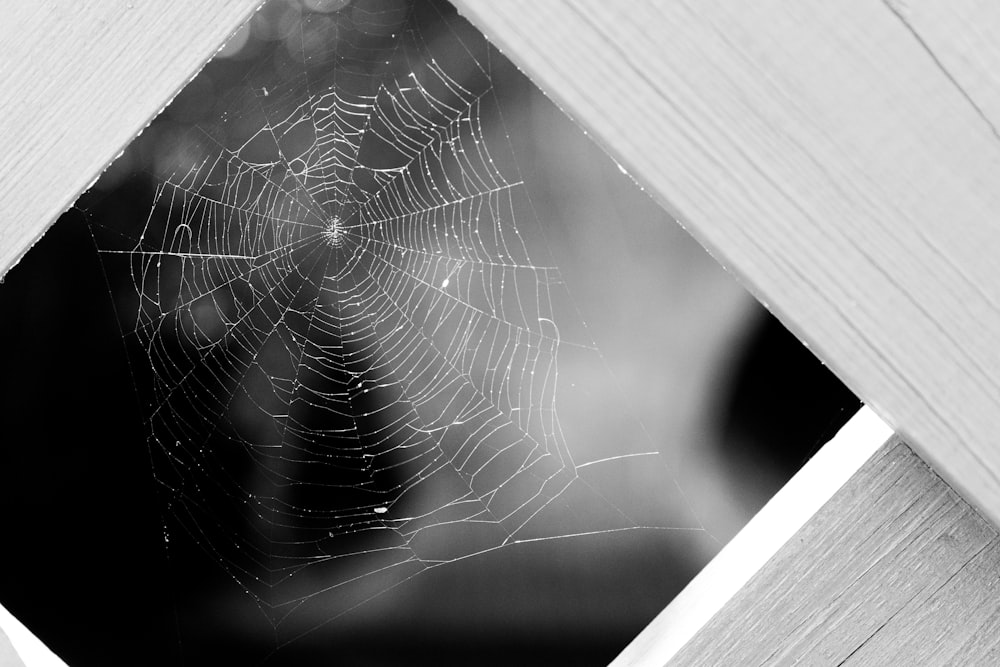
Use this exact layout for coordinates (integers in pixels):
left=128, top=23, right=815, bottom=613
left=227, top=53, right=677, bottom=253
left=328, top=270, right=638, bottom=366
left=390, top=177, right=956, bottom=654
left=450, top=0, right=1000, bottom=529
left=641, top=438, right=1000, bottom=665
left=0, top=0, right=261, bottom=278
left=0, top=628, right=26, bottom=667
left=0, top=603, right=60, bottom=667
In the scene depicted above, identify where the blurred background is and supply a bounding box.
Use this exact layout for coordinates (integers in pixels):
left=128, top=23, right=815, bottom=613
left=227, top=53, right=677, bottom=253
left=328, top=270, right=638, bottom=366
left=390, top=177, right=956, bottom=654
left=0, top=0, right=858, bottom=664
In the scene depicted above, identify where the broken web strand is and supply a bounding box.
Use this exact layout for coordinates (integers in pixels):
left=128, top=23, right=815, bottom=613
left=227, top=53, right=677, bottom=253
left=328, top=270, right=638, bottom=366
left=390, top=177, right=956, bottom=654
left=84, top=0, right=708, bottom=652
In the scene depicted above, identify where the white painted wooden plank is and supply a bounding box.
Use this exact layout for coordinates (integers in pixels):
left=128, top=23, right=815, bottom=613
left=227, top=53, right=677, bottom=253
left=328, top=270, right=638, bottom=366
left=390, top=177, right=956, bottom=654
left=0, top=630, right=26, bottom=667
left=611, top=406, right=893, bottom=666
left=450, top=0, right=1000, bottom=529
left=658, top=438, right=1000, bottom=665
left=679, top=440, right=997, bottom=665
left=0, top=2, right=261, bottom=662
left=0, top=0, right=261, bottom=278
left=0, top=603, right=62, bottom=667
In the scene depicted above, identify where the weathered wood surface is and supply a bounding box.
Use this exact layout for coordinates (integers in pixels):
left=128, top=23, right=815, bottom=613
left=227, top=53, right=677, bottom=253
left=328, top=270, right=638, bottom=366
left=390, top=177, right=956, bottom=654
left=645, top=438, right=1000, bottom=666
left=0, top=0, right=261, bottom=278
left=450, top=0, right=1000, bottom=529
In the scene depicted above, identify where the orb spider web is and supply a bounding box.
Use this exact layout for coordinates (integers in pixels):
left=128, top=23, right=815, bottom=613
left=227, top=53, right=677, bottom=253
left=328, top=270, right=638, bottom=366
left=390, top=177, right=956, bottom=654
left=88, top=0, right=705, bottom=647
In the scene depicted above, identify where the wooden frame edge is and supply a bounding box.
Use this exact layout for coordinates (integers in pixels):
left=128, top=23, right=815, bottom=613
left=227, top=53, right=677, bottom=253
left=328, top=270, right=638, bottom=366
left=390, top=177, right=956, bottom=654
left=612, top=406, right=894, bottom=666
left=0, top=603, right=63, bottom=667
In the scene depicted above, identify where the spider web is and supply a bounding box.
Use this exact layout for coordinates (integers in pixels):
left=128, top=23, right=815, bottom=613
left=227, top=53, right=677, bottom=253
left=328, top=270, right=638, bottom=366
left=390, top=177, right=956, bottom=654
left=89, top=0, right=705, bottom=647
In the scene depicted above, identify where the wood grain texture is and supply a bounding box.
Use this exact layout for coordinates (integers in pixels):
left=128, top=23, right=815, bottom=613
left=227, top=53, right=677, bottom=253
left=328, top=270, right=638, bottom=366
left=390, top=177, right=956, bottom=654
left=0, top=0, right=261, bottom=279
left=659, top=439, right=1000, bottom=665
left=884, top=0, right=1000, bottom=135
left=449, top=0, right=1000, bottom=527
